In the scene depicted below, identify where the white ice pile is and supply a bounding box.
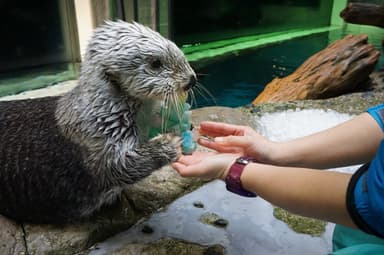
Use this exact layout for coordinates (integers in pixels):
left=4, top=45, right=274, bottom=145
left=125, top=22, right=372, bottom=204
left=255, top=108, right=359, bottom=173
left=256, top=109, right=352, bottom=142
left=89, top=108, right=360, bottom=255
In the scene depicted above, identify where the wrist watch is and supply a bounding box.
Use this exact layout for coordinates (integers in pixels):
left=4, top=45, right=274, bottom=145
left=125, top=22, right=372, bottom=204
left=225, top=156, right=257, bottom=197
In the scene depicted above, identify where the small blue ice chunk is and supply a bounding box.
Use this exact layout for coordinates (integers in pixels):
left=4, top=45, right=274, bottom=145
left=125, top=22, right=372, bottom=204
left=182, top=130, right=196, bottom=155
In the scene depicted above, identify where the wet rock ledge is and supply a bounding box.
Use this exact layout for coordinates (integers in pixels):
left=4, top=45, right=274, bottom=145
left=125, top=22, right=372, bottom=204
left=106, top=238, right=224, bottom=255
left=1, top=80, right=384, bottom=254
left=0, top=105, right=250, bottom=255
left=246, top=90, right=384, bottom=117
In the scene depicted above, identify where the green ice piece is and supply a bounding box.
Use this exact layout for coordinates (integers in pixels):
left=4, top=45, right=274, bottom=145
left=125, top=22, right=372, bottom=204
left=181, top=110, right=191, bottom=127
left=148, top=101, right=196, bottom=155
left=180, top=123, right=190, bottom=132
left=160, top=102, right=191, bottom=123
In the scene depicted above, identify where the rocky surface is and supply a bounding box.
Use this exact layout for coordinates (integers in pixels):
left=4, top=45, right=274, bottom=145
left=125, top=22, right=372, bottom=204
left=0, top=166, right=209, bottom=255
left=247, top=91, right=384, bottom=117
left=199, top=212, right=229, bottom=228
left=83, top=89, right=384, bottom=254
left=1, top=77, right=384, bottom=254
left=0, top=215, right=26, bottom=255
left=0, top=95, right=252, bottom=255
left=273, top=207, right=326, bottom=237
left=108, top=238, right=224, bottom=255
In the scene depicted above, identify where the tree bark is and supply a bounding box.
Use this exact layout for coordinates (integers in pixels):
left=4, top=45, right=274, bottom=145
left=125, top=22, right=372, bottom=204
left=253, top=34, right=380, bottom=104
left=340, top=3, right=384, bottom=28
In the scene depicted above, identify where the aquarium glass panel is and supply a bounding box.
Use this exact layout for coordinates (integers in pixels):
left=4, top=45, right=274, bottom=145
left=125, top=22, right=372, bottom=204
left=172, top=0, right=334, bottom=46
left=0, top=0, right=78, bottom=96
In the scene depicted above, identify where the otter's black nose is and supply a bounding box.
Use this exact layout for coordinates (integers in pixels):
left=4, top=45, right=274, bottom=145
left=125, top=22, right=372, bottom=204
left=184, top=76, right=196, bottom=91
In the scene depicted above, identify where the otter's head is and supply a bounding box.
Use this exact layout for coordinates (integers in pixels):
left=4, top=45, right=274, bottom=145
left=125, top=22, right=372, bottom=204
left=84, top=20, right=196, bottom=101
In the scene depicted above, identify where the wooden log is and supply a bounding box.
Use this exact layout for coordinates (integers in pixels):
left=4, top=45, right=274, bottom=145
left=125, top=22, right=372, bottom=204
left=252, top=34, right=380, bottom=104
left=340, top=3, right=384, bottom=28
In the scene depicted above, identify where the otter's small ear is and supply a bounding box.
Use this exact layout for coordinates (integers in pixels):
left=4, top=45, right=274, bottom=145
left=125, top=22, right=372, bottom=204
left=104, top=70, right=122, bottom=93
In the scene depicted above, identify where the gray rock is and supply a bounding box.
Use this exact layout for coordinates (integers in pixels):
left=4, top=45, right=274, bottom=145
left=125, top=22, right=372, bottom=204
left=245, top=91, right=384, bottom=117
left=0, top=106, right=251, bottom=255
left=0, top=215, right=26, bottom=255
left=109, top=238, right=224, bottom=255
left=1, top=82, right=384, bottom=254
left=18, top=168, right=207, bottom=255
left=199, top=212, right=229, bottom=228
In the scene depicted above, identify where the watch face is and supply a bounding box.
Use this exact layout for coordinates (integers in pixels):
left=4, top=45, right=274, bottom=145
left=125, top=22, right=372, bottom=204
left=236, top=157, right=250, bottom=165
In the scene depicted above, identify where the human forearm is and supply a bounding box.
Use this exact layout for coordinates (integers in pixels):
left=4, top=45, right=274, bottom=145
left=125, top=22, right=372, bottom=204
left=174, top=150, right=356, bottom=227
left=240, top=163, right=356, bottom=227
left=269, top=113, right=383, bottom=169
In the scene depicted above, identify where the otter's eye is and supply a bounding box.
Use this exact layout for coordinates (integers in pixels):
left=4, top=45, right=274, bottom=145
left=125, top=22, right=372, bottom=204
left=150, top=59, right=162, bottom=69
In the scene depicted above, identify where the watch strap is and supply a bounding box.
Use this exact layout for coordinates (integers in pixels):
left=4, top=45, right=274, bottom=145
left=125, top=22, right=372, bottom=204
left=225, top=157, right=257, bottom=197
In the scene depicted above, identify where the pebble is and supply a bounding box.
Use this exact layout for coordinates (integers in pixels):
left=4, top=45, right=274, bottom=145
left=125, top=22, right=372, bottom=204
left=200, top=212, right=229, bottom=228
left=141, top=224, right=154, bottom=234
left=193, top=201, right=204, bottom=208
left=213, top=218, right=229, bottom=228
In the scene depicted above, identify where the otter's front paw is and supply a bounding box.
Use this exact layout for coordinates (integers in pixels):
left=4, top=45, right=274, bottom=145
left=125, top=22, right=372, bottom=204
left=149, top=134, right=182, bottom=162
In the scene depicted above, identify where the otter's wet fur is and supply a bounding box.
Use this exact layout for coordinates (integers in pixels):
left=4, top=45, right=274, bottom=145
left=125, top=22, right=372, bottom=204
left=0, top=21, right=196, bottom=224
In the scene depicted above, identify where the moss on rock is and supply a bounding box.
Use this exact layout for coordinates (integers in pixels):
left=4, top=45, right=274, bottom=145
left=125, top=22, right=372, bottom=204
left=273, top=207, right=326, bottom=236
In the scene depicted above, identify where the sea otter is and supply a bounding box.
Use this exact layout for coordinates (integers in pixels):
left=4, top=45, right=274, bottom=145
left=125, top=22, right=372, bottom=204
left=0, top=21, right=196, bottom=224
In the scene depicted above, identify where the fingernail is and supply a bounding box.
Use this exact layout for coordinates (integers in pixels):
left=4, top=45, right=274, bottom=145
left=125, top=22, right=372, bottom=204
left=200, top=135, right=213, bottom=141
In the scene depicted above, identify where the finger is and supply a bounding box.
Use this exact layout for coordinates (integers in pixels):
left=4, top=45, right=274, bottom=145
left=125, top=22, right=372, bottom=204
left=172, top=162, right=193, bottom=177
left=171, top=162, right=186, bottom=173
left=176, top=155, right=194, bottom=165
left=176, top=155, right=201, bottom=166
left=172, top=162, right=202, bottom=178
left=214, top=135, right=252, bottom=147
left=177, top=151, right=217, bottom=165
left=199, top=121, right=246, bottom=137
left=199, top=122, right=242, bottom=137
left=198, top=138, right=242, bottom=153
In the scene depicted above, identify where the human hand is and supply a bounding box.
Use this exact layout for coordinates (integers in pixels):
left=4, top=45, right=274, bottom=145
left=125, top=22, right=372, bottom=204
left=197, top=121, right=275, bottom=163
left=172, top=151, right=239, bottom=180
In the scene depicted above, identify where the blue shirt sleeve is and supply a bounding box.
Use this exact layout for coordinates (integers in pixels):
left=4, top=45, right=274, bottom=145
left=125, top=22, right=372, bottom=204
left=347, top=104, right=384, bottom=238
left=367, top=104, right=384, bottom=132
